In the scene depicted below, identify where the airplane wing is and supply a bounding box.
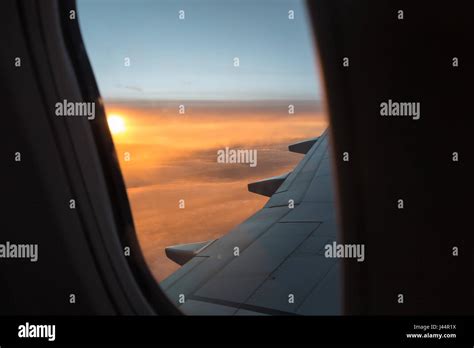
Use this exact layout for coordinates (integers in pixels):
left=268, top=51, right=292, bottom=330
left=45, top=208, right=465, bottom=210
left=160, top=129, right=341, bottom=315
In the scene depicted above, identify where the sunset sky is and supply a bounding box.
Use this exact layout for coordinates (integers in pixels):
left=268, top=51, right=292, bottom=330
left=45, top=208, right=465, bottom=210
left=77, top=0, right=321, bottom=101
left=77, top=0, right=327, bottom=280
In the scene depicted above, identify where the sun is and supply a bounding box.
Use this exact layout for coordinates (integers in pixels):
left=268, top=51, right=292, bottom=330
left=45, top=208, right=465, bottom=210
left=107, top=114, right=126, bottom=135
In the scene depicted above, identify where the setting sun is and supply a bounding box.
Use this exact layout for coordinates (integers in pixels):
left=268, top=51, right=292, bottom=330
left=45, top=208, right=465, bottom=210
left=107, top=114, right=126, bottom=135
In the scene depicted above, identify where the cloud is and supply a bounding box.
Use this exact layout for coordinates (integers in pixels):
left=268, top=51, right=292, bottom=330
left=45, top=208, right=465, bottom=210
left=107, top=102, right=328, bottom=280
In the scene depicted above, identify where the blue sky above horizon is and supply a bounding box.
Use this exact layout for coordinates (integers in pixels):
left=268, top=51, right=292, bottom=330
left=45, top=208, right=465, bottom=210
left=77, top=0, right=322, bottom=101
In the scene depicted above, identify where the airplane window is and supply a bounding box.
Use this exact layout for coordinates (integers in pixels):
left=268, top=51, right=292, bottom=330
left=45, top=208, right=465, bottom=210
left=77, top=0, right=336, bottom=315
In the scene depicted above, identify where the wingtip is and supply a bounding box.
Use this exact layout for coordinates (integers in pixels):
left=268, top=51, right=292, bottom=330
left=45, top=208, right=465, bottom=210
left=248, top=172, right=291, bottom=197
left=165, top=240, right=215, bottom=265
left=288, top=137, right=319, bottom=154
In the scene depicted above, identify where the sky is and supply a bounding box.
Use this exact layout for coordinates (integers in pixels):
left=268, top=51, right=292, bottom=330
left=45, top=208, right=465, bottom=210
left=76, top=0, right=327, bottom=281
left=77, top=0, right=321, bottom=101
left=105, top=102, right=327, bottom=279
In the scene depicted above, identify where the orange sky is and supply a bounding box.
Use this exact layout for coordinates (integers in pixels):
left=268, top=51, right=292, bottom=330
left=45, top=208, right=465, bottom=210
left=106, top=101, right=327, bottom=280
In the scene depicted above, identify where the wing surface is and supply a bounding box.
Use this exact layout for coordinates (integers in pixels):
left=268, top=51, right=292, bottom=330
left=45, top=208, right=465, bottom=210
left=161, top=129, right=341, bottom=315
